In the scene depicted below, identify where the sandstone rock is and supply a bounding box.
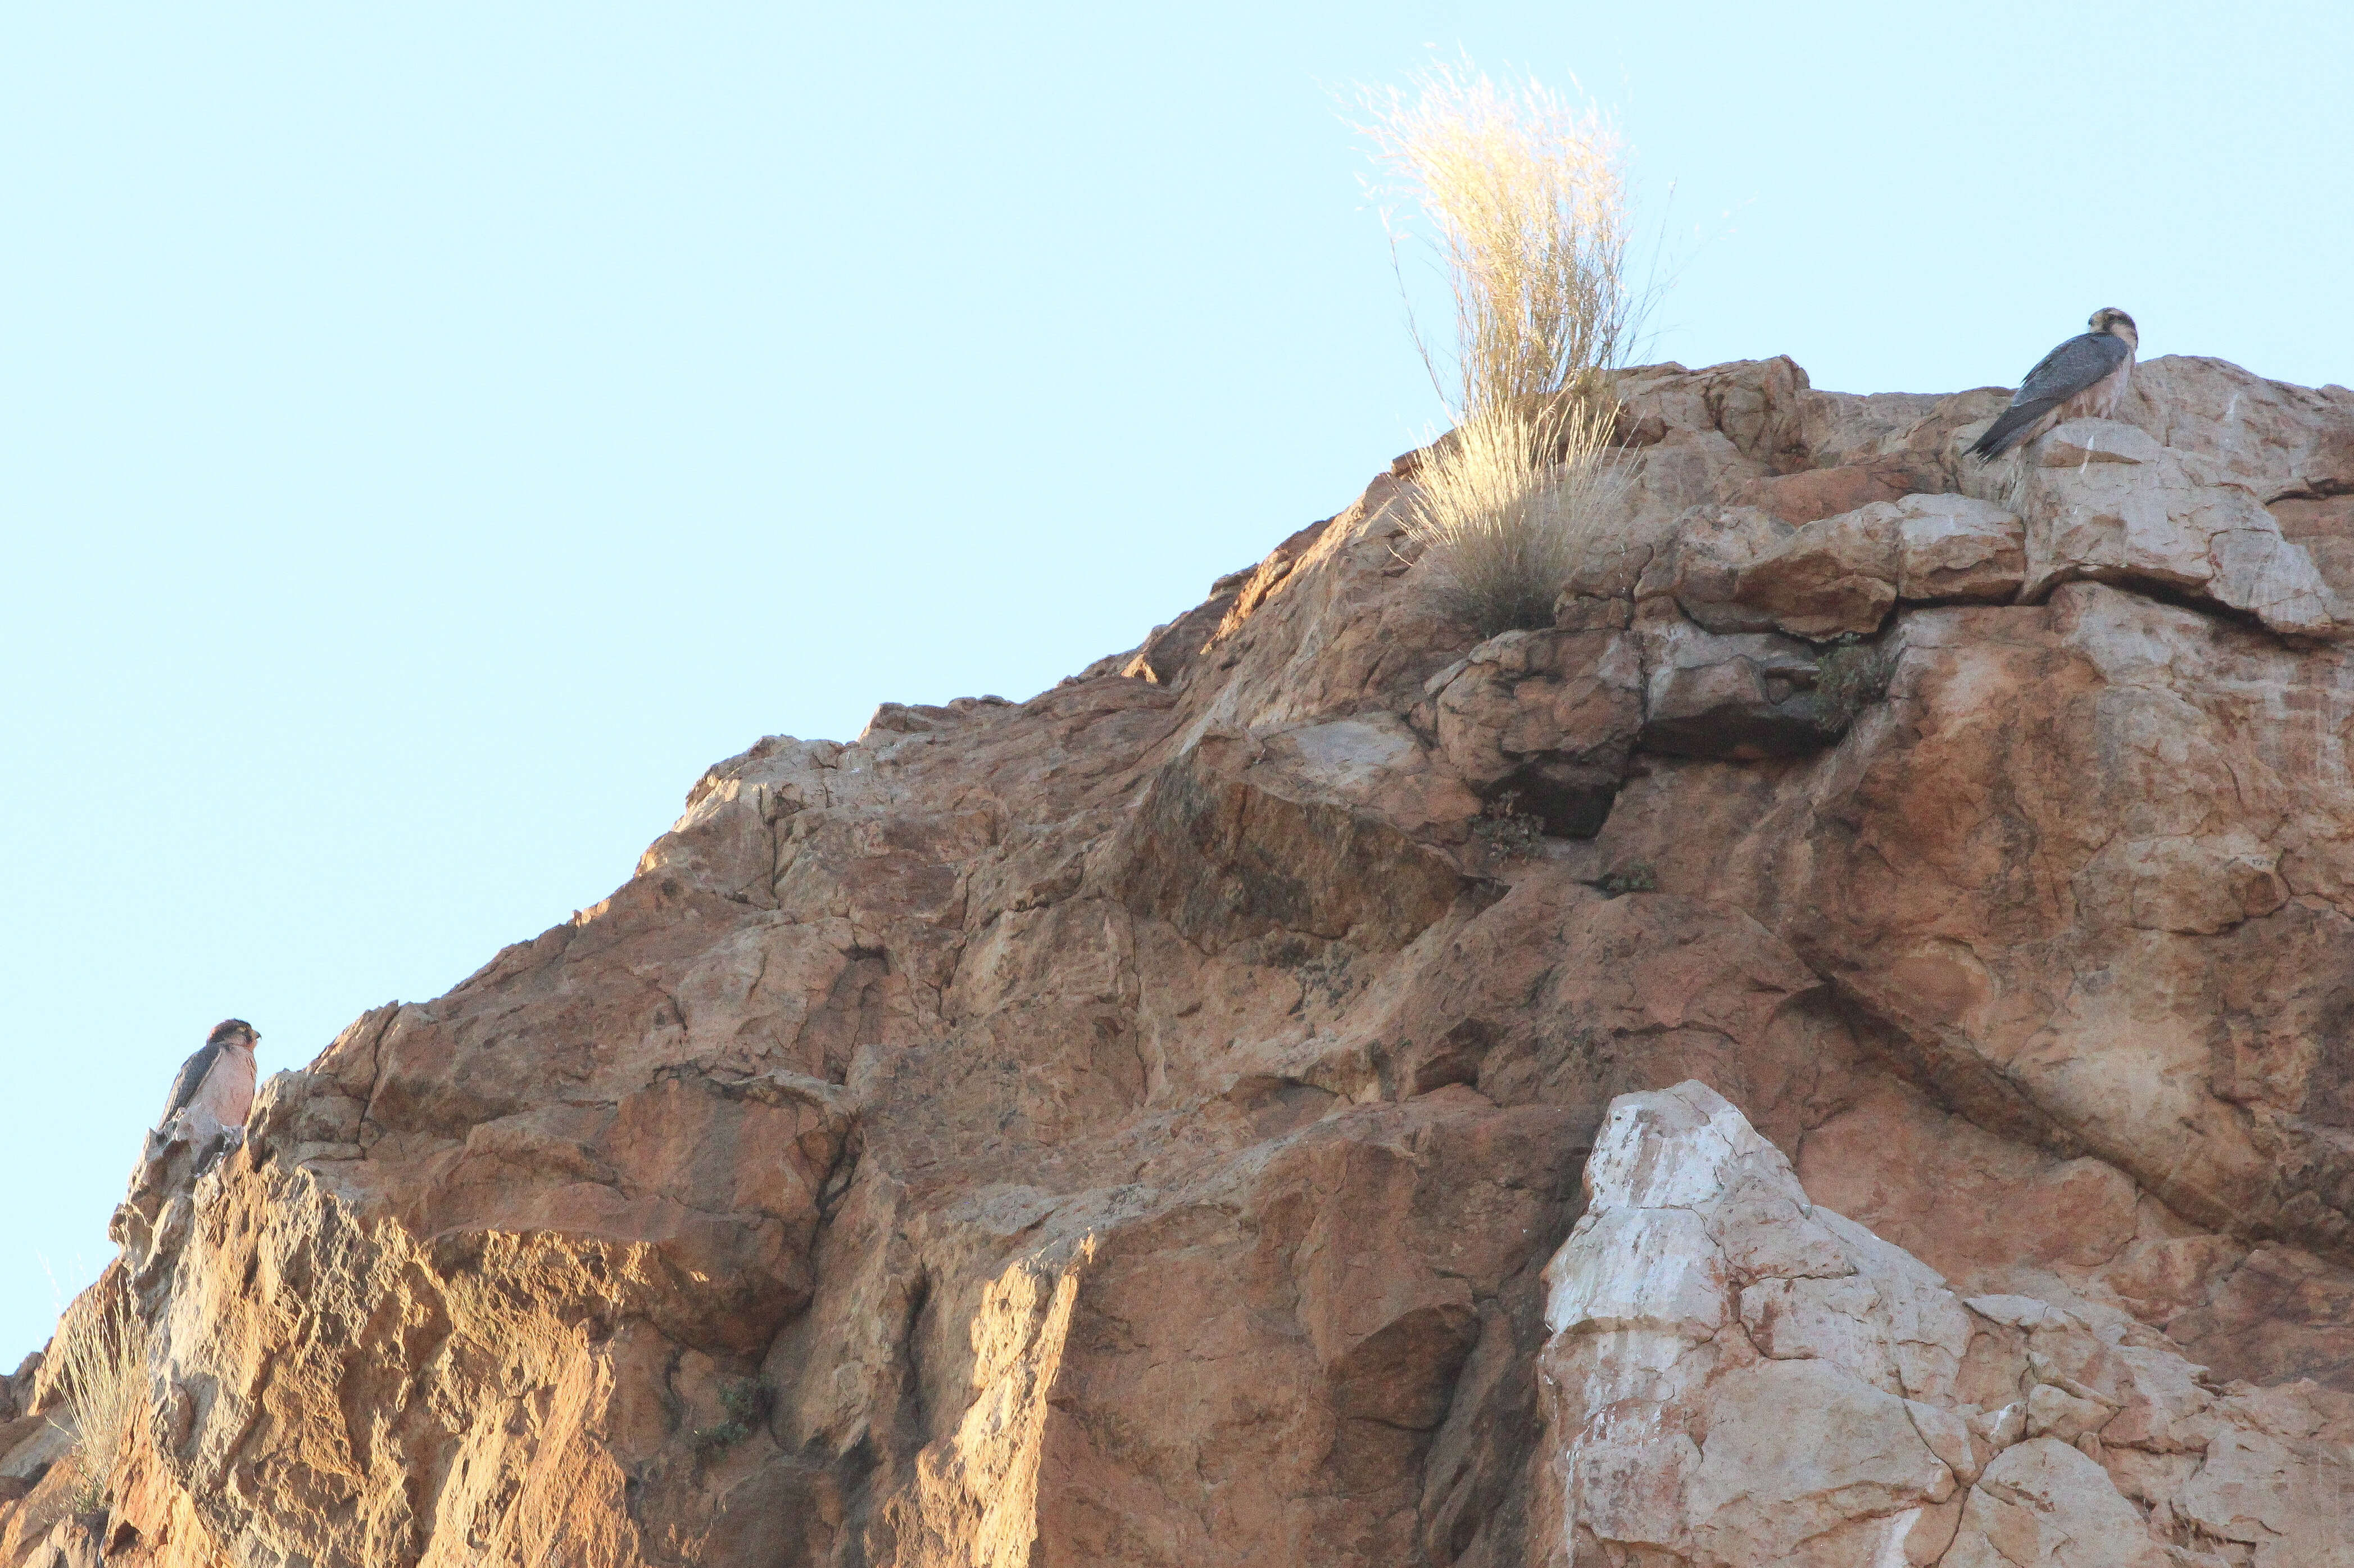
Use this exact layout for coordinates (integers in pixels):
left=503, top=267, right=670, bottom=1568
left=1731, top=495, right=2029, bottom=639
left=1600, top=578, right=2354, bottom=1283
left=1424, top=627, right=1643, bottom=835
left=25, top=1513, right=105, bottom=1568
left=1941, top=1439, right=2171, bottom=1568
left=1636, top=616, right=1841, bottom=757
left=1121, top=583, right=1242, bottom=685
left=1115, top=730, right=1464, bottom=952
left=2123, top=356, right=2354, bottom=502
left=1798, top=383, right=2016, bottom=483
left=1732, top=503, right=1902, bottom=639
left=1895, top=492, right=2029, bottom=602
left=0, top=1424, right=71, bottom=1487
left=14, top=354, right=2354, bottom=1568
left=1610, top=357, right=1813, bottom=474
left=1727, top=453, right=1924, bottom=527
left=1630, top=505, right=1791, bottom=633
left=1251, top=710, right=1484, bottom=840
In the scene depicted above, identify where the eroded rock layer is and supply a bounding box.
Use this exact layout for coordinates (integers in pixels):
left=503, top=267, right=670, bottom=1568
left=6, top=354, right=2353, bottom=1567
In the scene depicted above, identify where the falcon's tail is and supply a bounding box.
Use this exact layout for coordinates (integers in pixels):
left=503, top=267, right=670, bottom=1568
left=1966, top=402, right=2049, bottom=461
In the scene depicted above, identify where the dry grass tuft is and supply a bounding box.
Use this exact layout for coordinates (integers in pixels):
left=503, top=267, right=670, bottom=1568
left=1358, top=60, right=1643, bottom=636
left=47, top=1287, right=147, bottom=1514
left=1401, top=397, right=1631, bottom=638
left=1357, top=60, right=1636, bottom=415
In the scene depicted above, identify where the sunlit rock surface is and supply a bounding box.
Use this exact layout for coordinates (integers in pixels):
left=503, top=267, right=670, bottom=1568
left=4, top=354, right=2352, bottom=1566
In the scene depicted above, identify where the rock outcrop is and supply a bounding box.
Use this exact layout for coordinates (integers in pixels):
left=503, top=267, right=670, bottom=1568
left=1540, top=1080, right=2353, bottom=1566
left=4, top=353, right=2353, bottom=1566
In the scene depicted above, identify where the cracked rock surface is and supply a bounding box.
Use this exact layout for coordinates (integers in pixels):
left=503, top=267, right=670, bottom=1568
left=1539, top=1081, right=2354, bottom=1567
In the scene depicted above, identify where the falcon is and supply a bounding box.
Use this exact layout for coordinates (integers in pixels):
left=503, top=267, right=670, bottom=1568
left=160, top=1018, right=261, bottom=1142
left=1966, top=308, right=2139, bottom=460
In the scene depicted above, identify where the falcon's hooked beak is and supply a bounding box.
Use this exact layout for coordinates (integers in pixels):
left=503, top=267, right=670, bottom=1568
left=2089, top=308, right=2139, bottom=350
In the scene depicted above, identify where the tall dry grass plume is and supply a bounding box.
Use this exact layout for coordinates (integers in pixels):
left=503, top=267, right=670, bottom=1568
left=1358, top=62, right=1640, bottom=636
left=46, top=1285, right=148, bottom=1514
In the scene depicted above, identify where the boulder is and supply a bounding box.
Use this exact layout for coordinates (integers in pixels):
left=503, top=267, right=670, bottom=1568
left=1731, top=505, right=1901, bottom=639
left=1636, top=617, right=1846, bottom=757
left=1731, top=493, right=2025, bottom=639
left=1630, top=505, right=1791, bottom=633
left=1117, top=731, right=1464, bottom=952
left=1251, top=710, right=1484, bottom=841
left=1540, top=1082, right=2354, bottom=1567
left=2122, top=355, right=2354, bottom=502
left=1896, top=492, right=2029, bottom=602
left=1424, top=628, right=1644, bottom=835
left=1993, top=417, right=2344, bottom=639
left=27, top=1513, right=106, bottom=1568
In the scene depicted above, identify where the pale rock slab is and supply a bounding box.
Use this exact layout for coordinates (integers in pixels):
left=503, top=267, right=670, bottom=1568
left=1998, top=417, right=2344, bottom=639
left=1539, top=1081, right=2354, bottom=1567
left=1895, top=493, right=2029, bottom=603
left=1250, top=710, right=1485, bottom=842
left=2123, top=355, right=2354, bottom=502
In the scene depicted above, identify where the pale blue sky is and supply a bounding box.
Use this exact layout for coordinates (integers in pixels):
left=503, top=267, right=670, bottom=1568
left=4, top=2, right=2348, bottom=1361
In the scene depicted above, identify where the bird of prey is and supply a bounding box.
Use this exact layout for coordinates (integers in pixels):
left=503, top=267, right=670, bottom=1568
left=160, top=1017, right=261, bottom=1137
left=1966, top=308, right=2140, bottom=460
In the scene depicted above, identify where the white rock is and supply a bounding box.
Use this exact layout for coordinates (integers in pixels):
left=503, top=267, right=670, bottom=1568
left=1544, top=1207, right=1727, bottom=1340
left=1943, top=1439, right=2171, bottom=1568
left=1582, top=1081, right=1788, bottom=1212
left=1995, top=418, right=2343, bottom=639
left=1682, top=1359, right=1953, bottom=1562
left=2038, top=420, right=2167, bottom=467
left=1539, top=1081, right=2354, bottom=1567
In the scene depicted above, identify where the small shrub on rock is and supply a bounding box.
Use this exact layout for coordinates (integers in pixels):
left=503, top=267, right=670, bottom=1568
left=1815, top=640, right=1897, bottom=734
left=48, top=1287, right=146, bottom=1513
left=1472, top=791, right=1548, bottom=859
left=693, top=1378, right=773, bottom=1452
left=1594, top=863, right=1656, bottom=897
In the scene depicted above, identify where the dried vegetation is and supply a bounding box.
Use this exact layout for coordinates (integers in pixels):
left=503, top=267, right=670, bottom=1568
left=46, top=1286, right=146, bottom=1514
left=1358, top=62, right=1643, bottom=637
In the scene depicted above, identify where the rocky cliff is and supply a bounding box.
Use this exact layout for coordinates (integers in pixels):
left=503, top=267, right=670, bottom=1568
left=5, top=354, right=2352, bottom=1567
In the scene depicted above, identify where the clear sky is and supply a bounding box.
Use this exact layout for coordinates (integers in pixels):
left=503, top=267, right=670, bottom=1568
left=4, top=1, right=2348, bottom=1363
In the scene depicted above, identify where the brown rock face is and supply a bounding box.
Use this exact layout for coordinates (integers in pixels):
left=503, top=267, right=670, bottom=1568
left=8, top=353, right=2354, bottom=1567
